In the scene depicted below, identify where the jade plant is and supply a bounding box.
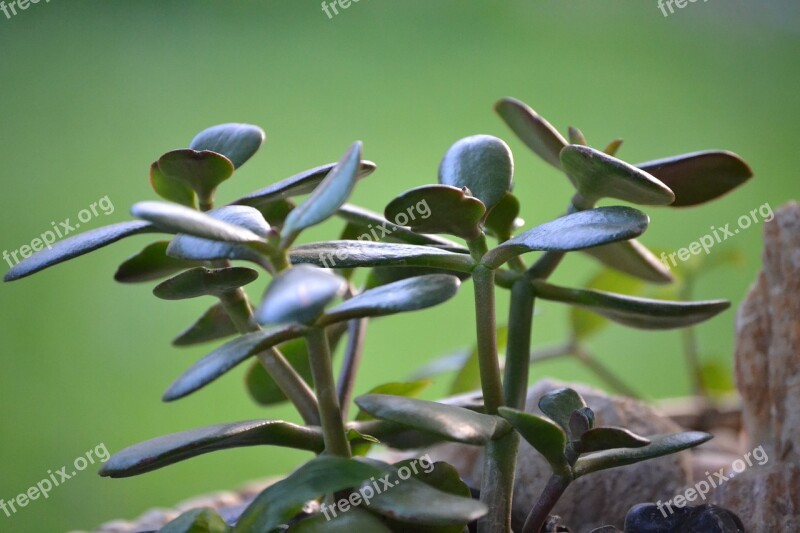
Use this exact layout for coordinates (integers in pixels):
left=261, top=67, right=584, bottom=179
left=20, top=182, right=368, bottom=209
left=3, top=99, right=752, bottom=532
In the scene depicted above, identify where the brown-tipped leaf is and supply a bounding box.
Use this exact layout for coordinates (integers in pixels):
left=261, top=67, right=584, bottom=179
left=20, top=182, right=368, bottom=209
left=384, top=185, right=486, bottom=240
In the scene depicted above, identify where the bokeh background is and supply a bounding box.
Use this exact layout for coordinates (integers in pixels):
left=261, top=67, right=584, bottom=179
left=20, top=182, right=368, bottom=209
left=0, top=1, right=797, bottom=531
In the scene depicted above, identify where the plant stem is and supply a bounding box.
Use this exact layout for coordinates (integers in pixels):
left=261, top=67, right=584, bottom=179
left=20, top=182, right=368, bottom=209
left=522, top=475, right=571, bottom=533
left=478, top=433, right=518, bottom=533
left=472, top=265, right=504, bottom=414
left=337, top=317, right=367, bottom=421
left=527, top=251, right=565, bottom=280
left=306, top=327, right=351, bottom=458
left=504, top=278, right=535, bottom=410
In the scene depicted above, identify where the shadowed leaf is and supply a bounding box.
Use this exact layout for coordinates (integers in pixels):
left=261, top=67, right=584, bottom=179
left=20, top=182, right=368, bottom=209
left=155, top=150, right=235, bottom=204
left=150, top=161, right=196, bottom=208
left=354, top=381, right=432, bottom=422
left=439, top=135, right=514, bottom=210
left=153, top=267, right=258, bottom=300
left=495, top=98, right=567, bottom=169
left=538, top=387, right=588, bottom=432
left=159, top=508, right=229, bottom=533
left=385, top=185, right=486, bottom=240
left=114, top=241, right=201, bottom=283
left=189, top=123, right=265, bottom=169
left=498, top=407, right=569, bottom=475
left=582, top=239, right=674, bottom=284
left=579, top=427, right=650, bottom=454
left=484, top=192, right=521, bottom=241
left=288, top=509, right=391, bottom=532
left=173, top=302, right=238, bottom=347
left=256, top=265, right=346, bottom=326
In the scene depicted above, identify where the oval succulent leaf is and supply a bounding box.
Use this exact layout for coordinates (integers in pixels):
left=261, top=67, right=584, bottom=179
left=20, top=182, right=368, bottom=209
left=570, top=268, right=645, bottom=340
left=281, top=142, right=362, bottom=242
left=189, top=123, right=266, bottom=169
left=319, top=274, right=461, bottom=324
left=568, top=407, right=595, bottom=441
left=484, top=192, right=521, bottom=241
left=234, top=457, right=385, bottom=533
left=497, top=407, right=570, bottom=476
left=163, top=323, right=307, bottom=401
left=289, top=241, right=476, bottom=273
left=494, top=97, right=567, bottom=170
left=159, top=508, right=229, bottom=533
left=579, top=427, right=650, bottom=454
left=355, top=394, right=508, bottom=445
left=4, top=221, right=160, bottom=282
left=156, top=149, right=235, bottom=203
left=114, top=241, right=201, bottom=284
left=438, top=134, right=514, bottom=210
left=166, top=205, right=272, bottom=263
left=482, top=206, right=649, bottom=269
left=233, top=161, right=376, bottom=208
left=573, top=431, right=712, bottom=478
left=256, top=265, right=347, bottom=326
left=532, top=280, right=731, bottom=330
left=99, top=419, right=322, bottom=478
left=288, top=509, right=392, bottom=532
left=384, top=185, right=486, bottom=240
left=149, top=161, right=197, bottom=208
left=153, top=266, right=259, bottom=301
left=538, top=387, right=588, bottom=432
left=560, top=145, right=675, bottom=207
left=132, top=201, right=265, bottom=244
left=173, top=302, right=239, bottom=347
left=636, top=150, right=753, bottom=207
left=582, top=239, right=674, bottom=284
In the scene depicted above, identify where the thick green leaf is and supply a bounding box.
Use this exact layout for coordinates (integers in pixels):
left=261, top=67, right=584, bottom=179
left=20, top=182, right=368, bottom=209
left=4, top=221, right=160, bottom=282
left=159, top=508, right=229, bottom=533
left=561, top=145, right=675, bottom=207
left=99, top=420, right=322, bottom=478
left=234, top=457, right=384, bottom=533
left=114, top=241, right=201, bottom=283
left=155, top=150, right=235, bottom=204
left=132, top=201, right=265, bottom=244
left=256, top=265, right=346, bottom=326
left=482, top=206, right=649, bottom=269
left=573, top=431, right=712, bottom=477
left=189, top=123, right=266, bottom=169
left=579, top=427, right=650, bottom=454
left=288, top=509, right=391, bottom=532
left=637, top=151, right=752, bottom=207
left=495, top=97, right=567, bottom=170
left=498, top=407, right=569, bottom=475
left=355, top=394, right=507, bottom=445
left=163, top=324, right=307, bottom=401
left=538, top=387, right=588, bottom=432
left=153, top=267, right=258, bottom=300
left=233, top=161, right=376, bottom=208
left=484, top=192, right=521, bottom=241
left=438, top=135, right=514, bottom=210
left=571, top=269, right=645, bottom=340
left=532, top=280, right=730, bottom=330
left=354, top=381, right=432, bottom=421
left=289, top=241, right=476, bottom=273
left=150, top=161, right=197, bottom=208
left=281, top=142, right=362, bottom=242
left=384, top=185, right=486, bottom=240
left=582, top=239, right=674, bottom=284
left=319, top=274, right=460, bottom=324
left=173, top=302, right=239, bottom=347
left=166, top=206, right=272, bottom=263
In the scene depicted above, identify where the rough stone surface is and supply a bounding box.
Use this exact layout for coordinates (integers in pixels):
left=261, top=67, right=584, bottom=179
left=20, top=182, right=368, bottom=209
left=426, top=379, right=694, bottom=531
left=714, top=201, right=800, bottom=531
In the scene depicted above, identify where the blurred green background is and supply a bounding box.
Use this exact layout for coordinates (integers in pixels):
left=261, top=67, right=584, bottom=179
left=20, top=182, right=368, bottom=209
left=0, top=1, right=797, bottom=531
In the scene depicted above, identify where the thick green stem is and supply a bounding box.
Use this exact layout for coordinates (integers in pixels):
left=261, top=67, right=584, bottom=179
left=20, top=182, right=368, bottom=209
left=472, top=265, right=504, bottom=414
left=522, top=475, right=571, bottom=533
left=306, top=327, right=351, bottom=458
left=478, top=433, right=518, bottom=533
left=504, top=279, right=535, bottom=410
left=337, top=318, right=367, bottom=421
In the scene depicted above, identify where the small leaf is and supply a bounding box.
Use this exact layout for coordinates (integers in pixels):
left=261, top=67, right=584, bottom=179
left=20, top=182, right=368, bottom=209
left=234, top=457, right=384, bottom=533
left=532, top=280, right=730, bottom=330
left=289, top=241, right=476, bottom=273
left=384, top=185, right=486, bottom=240
left=173, top=302, right=238, bottom=347
left=166, top=206, right=271, bottom=263
left=573, top=431, right=712, bottom=477
left=438, top=135, right=514, bottom=210
left=132, top=201, right=265, bottom=244
left=153, top=267, right=258, bottom=300
left=155, top=150, right=235, bottom=204
left=150, top=161, right=197, bottom=208
left=582, top=239, right=674, bottom=284
left=568, top=407, right=594, bottom=441
left=604, top=139, right=624, bottom=156
left=538, top=387, right=588, bottom=432
left=233, top=161, right=376, bottom=208
left=579, top=427, right=650, bottom=454
left=338, top=204, right=466, bottom=250
left=560, top=145, right=675, bottom=207
left=189, top=123, right=266, bottom=169
left=482, top=206, right=649, bottom=269
left=483, top=192, right=521, bottom=241
left=637, top=151, right=753, bottom=207
left=256, top=265, right=346, bottom=326
left=288, top=509, right=392, bottom=532
left=355, top=394, right=507, bottom=445
left=319, top=274, right=460, bottom=324
left=494, top=97, right=567, bottom=170
left=99, top=420, right=322, bottom=478
left=568, top=126, right=587, bottom=146
left=498, top=407, right=569, bottom=475
left=159, top=508, right=229, bottom=533
left=163, top=324, right=307, bottom=401
left=4, top=221, right=159, bottom=282
left=114, top=241, right=201, bottom=283
left=571, top=269, right=645, bottom=340
left=281, top=142, right=362, bottom=242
